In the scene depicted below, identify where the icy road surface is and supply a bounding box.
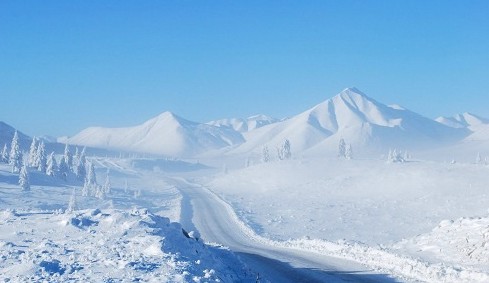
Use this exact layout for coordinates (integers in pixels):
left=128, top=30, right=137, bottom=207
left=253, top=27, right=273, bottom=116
left=174, top=178, right=399, bottom=283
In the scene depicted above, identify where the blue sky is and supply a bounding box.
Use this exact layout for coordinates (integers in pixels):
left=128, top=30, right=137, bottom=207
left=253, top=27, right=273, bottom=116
left=1, top=1, right=488, bottom=137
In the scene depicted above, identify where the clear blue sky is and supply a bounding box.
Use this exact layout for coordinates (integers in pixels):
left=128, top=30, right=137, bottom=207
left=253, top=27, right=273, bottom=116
left=1, top=1, right=488, bottom=137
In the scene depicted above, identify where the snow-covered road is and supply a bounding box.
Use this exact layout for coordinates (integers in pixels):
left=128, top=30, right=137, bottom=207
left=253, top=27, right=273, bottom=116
left=174, top=178, right=399, bottom=283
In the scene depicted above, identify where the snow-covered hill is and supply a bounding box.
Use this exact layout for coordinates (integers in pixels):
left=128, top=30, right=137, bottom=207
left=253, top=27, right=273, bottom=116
left=436, top=112, right=489, bottom=129
left=207, top=114, right=279, bottom=132
left=65, top=112, right=245, bottom=157
left=435, top=113, right=489, bottom=156
left=233, top=88, right=469, bottom=157
left=60, top=88, right=474, bottom=158
left=0, top=121, right=32, bottom=150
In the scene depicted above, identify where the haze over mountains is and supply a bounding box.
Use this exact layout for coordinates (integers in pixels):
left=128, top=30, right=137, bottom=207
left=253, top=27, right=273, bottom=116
left=1, top=88, right=488, bottom=158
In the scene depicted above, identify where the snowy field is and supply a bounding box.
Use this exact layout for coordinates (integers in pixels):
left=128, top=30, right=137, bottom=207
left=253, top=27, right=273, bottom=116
left=0, top=161, right=255, bottom=283
left=2, top=152, right=489, bottom=282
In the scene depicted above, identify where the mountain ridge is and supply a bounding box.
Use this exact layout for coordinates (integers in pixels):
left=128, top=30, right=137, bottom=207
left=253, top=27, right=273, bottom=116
left=28, top=87, right=481, bottom=157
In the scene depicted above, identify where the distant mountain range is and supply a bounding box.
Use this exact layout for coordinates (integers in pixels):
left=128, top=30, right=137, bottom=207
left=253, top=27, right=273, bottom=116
left=1, top=88, right=488, bottom=157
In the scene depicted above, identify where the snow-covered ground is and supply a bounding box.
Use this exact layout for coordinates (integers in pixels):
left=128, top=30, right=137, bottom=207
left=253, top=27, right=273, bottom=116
left=0, top=162, right=255, bottom=282
left=2, top=149, right=489, bottom=282
left=204, top=156, right=489, bottom=281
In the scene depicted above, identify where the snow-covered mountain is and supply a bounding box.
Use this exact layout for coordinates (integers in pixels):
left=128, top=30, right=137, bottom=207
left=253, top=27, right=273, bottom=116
left=436, top=113, right=489, bottom=129
left=61, top=88, right=475, bottom=158
left=65, top=112, right=245, bottom=157
left=233, top=88, right=469, bottom=156
left=436, top=113, right=489, bottom=152
left=0, top=121, right=32, bottom=150
left=207, top=114, right=279, bottom=132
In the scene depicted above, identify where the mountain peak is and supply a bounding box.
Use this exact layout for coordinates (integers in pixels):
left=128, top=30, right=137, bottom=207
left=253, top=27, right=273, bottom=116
left=336, top=87, right=369, bottom=100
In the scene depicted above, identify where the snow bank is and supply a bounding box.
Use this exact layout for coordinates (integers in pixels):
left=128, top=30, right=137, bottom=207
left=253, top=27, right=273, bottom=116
left=0, top=208, right=253, bottom=282
left=395, top=216, right=489, bottom=273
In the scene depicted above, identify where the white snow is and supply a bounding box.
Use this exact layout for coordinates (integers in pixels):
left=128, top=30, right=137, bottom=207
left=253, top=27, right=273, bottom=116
left=2, top=87, right=489, bottom=282
left=65, top=112, right=245, bottom=157
left=207, top=114, right=279, bottom=132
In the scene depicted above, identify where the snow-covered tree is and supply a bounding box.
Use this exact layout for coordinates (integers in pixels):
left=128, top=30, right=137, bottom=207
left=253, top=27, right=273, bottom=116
left=387, top=149, right=405, bottom=163
left=67, top=188, right=76, bottom=213
left=134, top=188, right=141, bottom=199
left=262, top=145, right=270, bottom=163
left=278, top=139, right=291, bottom=160
left=403, top=151, right=411, bottom=161
left=28, top=137, right=38, bottom=167
left=36, top=141, right=47, bottom=173
left=46, top=152, right=58, bottom=177
left=476, top=152, right=482, bottom=164
left=124, top=179, right=129, bottom=194
left=64, top=144, right=73, bottom=171
left=95, top=185, right=105, bottom=200
left=58, top=156, right=69, bottom=181
left=345, top=144, right=353, bottom=160
left=102, top=169, right=111, bottom=195
left=73, top=147, right=80, bottom=166
left=75, top=147, right=87, bottom=180
left=1, top=144, right=8, bottom=163
left=82, top=161, right=97, bottom=197
left=19, top=164, right=30, bottom=191
left=338, top=138, right=346, bottom=158
left=9, top=131, right=23, bottom=173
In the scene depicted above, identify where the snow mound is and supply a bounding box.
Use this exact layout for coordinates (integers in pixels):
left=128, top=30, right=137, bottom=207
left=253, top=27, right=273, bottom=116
left=0, top=208, right=253, bottom=282
left=65, top=111, right=245, bottom=157
left=395, top=216, right=489, bottom=272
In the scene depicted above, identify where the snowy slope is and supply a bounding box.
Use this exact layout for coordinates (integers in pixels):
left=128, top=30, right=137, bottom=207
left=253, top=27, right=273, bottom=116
left=232, top=88, right=468, bottom=157
left=207, top=114, right=279, bottom=132
left=435, top=113, right=489, bottom=156
left=0, top=121, right=32, bottom=150
left=436, top=112, right=489, bottom=129
left=65, top=112, right=245, bottom=157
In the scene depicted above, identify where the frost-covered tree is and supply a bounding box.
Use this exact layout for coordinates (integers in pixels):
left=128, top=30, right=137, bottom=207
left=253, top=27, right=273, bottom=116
left=95, top=185, right=105, bottom=200
left=64, top=144, right=73, bottom=171
left=345, top=144, right=353, bottom=160
left=102, top=169, right=111, bottom=195
left=124, top=179, right=129, bottom=194
left=58, top=156, right=69, bottom=181
left=28, top=137, right=38, bottom=167
left=403, top=151, right=411, bottom=161
left=387, top=149, right=405, bottom=163
left=278, top=139, right=291, bottom=160
left=75, top=147, right=87, bottom=181
left=73, top=147, right=80, bottom=166
left=67, top=188, right=76, bottom=213
left=134, top=188, right=141, bottom=199
left=476, top=152, right=482, bottom=164
left=19, top=164, right=30, bottom=191
left=9, top=131, right=23, bottom=173
left=1, top=144, right=8, bottom=163
left=46, top=152, right=58, bottom=177
left=262, top=145, right=270, bottom=163
left=36, top=141, right=47, bottom=173
left=82, top=161, right=97, bottom=197
left=338, top=138, right=346, bottom=158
